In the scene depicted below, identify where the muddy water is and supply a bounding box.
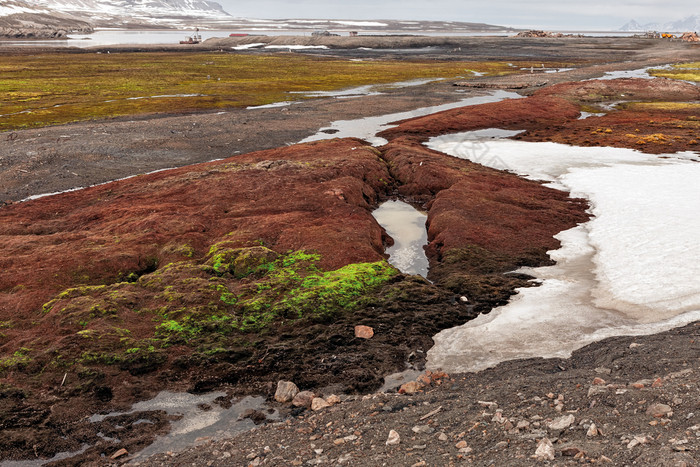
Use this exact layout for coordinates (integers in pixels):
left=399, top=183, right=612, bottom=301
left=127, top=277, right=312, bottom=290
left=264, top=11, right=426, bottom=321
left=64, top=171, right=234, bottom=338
left=372, top=200, right=429, bottom=277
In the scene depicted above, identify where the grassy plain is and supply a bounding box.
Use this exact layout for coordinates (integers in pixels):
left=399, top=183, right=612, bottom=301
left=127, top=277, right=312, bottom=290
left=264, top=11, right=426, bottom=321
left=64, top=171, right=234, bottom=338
left=0, top=52, right=559, bottom=131
left=649, top=61, right=700, bottom=82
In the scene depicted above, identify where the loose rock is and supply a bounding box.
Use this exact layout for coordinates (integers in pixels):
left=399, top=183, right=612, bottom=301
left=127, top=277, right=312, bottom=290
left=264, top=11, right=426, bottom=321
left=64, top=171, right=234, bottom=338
left=587, top=423, right=599, bottom=437
left=646, top=403, right=673, bottom=418
left=292, top=391, right=316, bottom=408
left=275, top=381, right=300, bottom=403
left=548, top=414, right=575, bottom=431
left=412, top=425, right=435, bottom=434
left=399, top=381, right=423, bottom=395
left=326, top=394, right=341, bottom=405
left=311, top=397, right=331, bottom=411
left=386, top=430, right=400, bottom=446
left=535, top=438, right=555, bottom=460
left=354, top=325, right=374, bottom=339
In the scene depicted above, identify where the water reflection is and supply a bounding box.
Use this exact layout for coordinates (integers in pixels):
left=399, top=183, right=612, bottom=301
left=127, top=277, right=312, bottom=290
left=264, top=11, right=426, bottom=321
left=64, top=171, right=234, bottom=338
left=372, top=200, right=429, bottom=277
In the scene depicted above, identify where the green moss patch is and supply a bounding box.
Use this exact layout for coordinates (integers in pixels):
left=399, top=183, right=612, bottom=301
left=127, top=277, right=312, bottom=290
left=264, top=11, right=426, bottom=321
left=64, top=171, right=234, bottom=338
left=648, top=62, right=700, bottom=82
left=30, top=242, right=398, bottom=374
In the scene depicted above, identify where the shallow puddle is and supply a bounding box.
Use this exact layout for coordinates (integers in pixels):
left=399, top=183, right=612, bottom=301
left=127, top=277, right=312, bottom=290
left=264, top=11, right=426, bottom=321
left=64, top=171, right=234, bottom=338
left=372, top=200, right=430, bottom=277
left=97, top=391, right=277, bottom=462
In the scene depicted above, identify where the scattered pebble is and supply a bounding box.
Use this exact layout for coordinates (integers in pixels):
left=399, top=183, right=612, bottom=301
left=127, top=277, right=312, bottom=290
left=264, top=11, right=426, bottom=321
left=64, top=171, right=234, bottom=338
left=386, top=430, right=400, bottom=446
left=534, top=438, right=555, bottom=460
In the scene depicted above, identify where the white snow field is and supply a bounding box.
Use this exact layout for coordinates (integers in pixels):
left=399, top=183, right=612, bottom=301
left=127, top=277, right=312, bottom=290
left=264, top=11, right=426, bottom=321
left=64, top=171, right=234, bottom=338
left=425, top=132, right=700, bottom=372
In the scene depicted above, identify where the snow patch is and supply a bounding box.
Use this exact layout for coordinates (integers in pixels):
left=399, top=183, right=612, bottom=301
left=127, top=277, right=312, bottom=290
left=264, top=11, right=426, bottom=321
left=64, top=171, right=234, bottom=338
left=331, top=21, right=388, bottom=27
left=425, top=133, right=700, bottom=373
left=231, top=42, right=265, bottom=50
left=264, top=45, right=328, bottom=50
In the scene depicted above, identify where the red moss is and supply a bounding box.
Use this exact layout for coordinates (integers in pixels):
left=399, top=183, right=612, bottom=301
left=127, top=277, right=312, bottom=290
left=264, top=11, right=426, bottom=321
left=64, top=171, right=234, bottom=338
left=0, top=139, right=391, bottom=323
left=377, top=94, right=580, bottom=142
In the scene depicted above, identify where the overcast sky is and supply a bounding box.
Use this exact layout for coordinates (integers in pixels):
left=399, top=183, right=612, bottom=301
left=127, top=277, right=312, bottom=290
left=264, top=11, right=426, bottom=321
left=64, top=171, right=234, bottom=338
left=215, top=0, right=696, bottom=30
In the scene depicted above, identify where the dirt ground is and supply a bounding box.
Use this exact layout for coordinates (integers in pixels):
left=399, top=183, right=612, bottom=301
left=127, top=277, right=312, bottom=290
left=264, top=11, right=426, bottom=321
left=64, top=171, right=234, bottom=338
left=0, top=38, right=699, bottom=466
left=137, top=322, right=700, bottom=467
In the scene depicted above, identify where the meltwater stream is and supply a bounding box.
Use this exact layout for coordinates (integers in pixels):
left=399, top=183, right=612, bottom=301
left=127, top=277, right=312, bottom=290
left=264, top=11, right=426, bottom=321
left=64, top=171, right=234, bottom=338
left=425, top=130, right=700, bottom=373
left=300, top=90, right=522, bottom=146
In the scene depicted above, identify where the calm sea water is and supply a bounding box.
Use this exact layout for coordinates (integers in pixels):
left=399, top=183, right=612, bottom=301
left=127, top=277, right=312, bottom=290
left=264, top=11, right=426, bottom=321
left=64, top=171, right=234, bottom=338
left=0, top=28, right=636, bottom=48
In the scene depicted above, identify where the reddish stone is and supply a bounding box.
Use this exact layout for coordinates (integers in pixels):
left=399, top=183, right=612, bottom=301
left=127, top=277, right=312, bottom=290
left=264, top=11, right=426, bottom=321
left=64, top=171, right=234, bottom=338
left=292, top=391, right=316, bottom=409
left=354, top=325, right=374, bottom=339
left=398, top=381, right=423, bottom=394
left=417, top=374, right=432, bottom=386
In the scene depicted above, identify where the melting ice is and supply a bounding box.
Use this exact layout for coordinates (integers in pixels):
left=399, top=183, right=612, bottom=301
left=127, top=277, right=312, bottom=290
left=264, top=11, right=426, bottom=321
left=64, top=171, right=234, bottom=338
left=425, top=132, right=700, bottom=373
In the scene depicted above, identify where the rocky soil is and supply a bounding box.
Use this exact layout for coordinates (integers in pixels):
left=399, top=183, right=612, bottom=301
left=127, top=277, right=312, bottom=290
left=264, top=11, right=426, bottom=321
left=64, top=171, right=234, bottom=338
left=137, top=322, right=700, bottom=467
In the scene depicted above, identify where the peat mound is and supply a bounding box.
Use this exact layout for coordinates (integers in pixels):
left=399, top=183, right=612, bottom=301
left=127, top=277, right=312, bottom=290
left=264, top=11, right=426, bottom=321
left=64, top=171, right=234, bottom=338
left=376, top=93, right=580, bottom=141
left=519, top=78, right=700, bottom=153
left=0, top=115, right=588, bottom=462
left=379, top=78, right=700, bottom=155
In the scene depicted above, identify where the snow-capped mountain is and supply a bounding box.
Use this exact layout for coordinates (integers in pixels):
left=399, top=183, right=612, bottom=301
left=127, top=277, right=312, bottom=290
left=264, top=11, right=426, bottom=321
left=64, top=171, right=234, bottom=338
left=665, top=14, right=700, bottom=31
left=620, top=14, right=700, bottom=32
left=32, top=0, right=231, bottom=19
left=0, top=0, right=232, bottom=32
left=0, top=0, right=93, bottom=38
left=619, top=19, right=645, bottom=32
left=1, top=1, right=514, bottom=37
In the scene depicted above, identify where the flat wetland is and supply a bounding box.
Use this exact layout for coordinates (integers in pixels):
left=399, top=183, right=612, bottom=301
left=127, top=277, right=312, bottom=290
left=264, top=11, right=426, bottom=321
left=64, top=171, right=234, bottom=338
left=0, top=52, right=559, bottom=131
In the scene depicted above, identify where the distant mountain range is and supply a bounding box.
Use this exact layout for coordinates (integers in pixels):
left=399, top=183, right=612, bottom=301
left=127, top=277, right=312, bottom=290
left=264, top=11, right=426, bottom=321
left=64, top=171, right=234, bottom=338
left=0, top=0, right=231, bottom=33
left=0, top=0, right=515, bottom=38
left=620, top=14, right=700, bottom=32
left=32, top=0, right=231, bottom=20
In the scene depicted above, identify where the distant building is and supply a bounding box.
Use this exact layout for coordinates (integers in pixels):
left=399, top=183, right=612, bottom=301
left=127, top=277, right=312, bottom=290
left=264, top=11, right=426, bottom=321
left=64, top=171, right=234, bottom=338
left=349, top=31, right=358, bottom=37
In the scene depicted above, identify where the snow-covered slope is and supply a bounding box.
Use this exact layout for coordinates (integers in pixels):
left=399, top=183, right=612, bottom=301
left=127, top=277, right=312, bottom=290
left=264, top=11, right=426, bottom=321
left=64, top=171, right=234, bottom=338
left=32, top=0, right=230, bottom=18
left=0, top=0, right=231, bottom=31
left=0, top=1, right=51, bottom=16
left=0, top=0, right=93, bottom=38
